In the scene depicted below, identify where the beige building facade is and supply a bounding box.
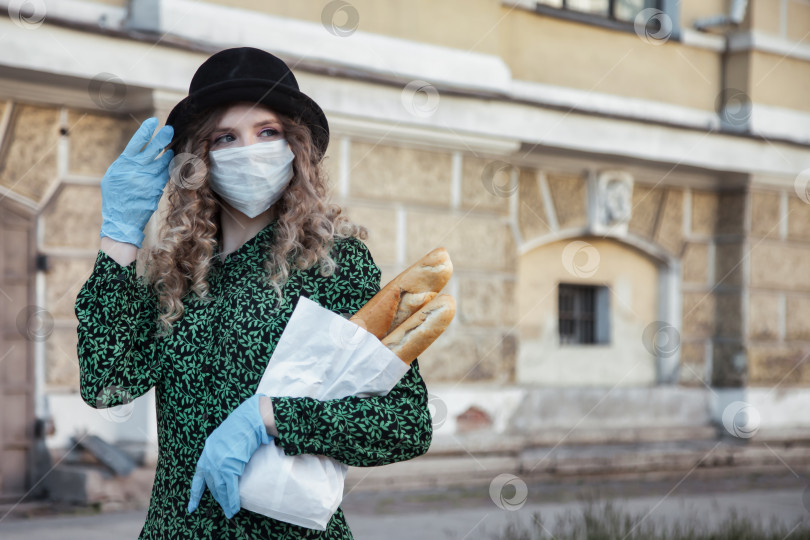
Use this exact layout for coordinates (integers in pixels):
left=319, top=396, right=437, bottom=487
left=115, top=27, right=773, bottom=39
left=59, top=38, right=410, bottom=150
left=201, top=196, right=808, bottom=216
left=0, top=0, right=809, bottom=498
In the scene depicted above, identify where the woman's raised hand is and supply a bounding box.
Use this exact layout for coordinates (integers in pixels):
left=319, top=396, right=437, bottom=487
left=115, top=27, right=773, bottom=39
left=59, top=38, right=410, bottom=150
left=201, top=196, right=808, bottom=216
left=99, top=117, right=174, bottom=248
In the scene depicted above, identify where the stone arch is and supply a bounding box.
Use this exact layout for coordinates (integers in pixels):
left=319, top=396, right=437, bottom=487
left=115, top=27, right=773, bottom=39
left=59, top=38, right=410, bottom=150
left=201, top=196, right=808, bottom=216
left=511, top=167, right=683, bottom=386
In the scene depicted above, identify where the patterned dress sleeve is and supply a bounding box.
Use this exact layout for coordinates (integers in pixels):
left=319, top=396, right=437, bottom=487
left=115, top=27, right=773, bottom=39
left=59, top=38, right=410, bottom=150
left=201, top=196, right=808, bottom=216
left=74, top=249, right=163, bottom=409
left=270, top=237, right=434, bottom=467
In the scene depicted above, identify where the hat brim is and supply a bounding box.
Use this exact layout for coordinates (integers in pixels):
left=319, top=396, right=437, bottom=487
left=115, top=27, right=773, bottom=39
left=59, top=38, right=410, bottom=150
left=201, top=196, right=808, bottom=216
left=166, top=79, right=329, bottom=158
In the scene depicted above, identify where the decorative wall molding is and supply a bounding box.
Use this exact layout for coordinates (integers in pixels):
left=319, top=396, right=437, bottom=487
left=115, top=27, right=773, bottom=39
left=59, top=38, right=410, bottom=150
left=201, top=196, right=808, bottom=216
left=592, top=170, right=634, bottom=236
left=728, top=30, right=810, bottom=64
left=510, top=78, right=720, bottom=132
left=0, top=185, right=37, bottom=213
left=2, top=0, right=128, bottom=30
left=1, top=15, right=810, bottom=182
left=329, top=114, right=521, bottom=156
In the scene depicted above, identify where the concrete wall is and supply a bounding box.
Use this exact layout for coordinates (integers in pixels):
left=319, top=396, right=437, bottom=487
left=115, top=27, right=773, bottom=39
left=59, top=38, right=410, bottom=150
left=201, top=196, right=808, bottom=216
left=747, top=186, right=810, bottom=387
left=0, top=103, right=141, bottom=393
left=500, top=8, right=722, bottom=112
left=200, top=0, right=503, bottom=54
left=1, top=0, right=810, bottom=452
left=326, top=138, right=519, bottom=384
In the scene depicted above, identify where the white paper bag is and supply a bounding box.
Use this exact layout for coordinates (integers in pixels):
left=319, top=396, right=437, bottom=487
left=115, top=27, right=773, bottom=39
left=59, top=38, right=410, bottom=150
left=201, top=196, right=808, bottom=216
left=239, top=295, right=410, bottom=530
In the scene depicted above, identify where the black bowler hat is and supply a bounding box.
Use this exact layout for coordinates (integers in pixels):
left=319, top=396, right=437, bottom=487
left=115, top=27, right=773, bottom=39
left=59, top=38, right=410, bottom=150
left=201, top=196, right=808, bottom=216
left=166, top=47, right=330, bottom=157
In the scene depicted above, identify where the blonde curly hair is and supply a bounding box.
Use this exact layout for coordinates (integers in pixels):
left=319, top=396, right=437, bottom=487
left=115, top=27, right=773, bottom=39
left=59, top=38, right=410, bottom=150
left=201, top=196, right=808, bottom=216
left=144, top=103, right=367, bottom=337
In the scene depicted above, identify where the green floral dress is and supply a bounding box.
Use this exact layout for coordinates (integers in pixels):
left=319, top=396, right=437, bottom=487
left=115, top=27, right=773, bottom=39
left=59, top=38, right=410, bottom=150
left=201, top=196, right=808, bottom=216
left=74, top=219, right=433, bottom=539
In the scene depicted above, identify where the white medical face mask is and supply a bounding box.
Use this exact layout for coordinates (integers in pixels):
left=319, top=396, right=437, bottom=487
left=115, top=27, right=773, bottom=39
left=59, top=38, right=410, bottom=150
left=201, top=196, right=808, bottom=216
left=208, top=138, right=295, bottom=218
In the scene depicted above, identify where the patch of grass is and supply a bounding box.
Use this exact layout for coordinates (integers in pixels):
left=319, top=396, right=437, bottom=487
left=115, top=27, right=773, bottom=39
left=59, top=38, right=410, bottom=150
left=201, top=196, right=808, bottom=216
left=494, top=500, right=810, bottom=540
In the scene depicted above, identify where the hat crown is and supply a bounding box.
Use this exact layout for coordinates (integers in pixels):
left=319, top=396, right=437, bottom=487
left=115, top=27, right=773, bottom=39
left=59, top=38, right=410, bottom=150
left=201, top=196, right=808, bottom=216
left=189, top=47, right=300, bottom=94
left=167, top=46, right=330, bottom=157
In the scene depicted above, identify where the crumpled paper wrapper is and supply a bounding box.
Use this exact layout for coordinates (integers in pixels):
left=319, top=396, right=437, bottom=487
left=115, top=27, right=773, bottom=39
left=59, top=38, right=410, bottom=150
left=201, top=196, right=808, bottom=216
left=239, top=295, right=410, bottom=530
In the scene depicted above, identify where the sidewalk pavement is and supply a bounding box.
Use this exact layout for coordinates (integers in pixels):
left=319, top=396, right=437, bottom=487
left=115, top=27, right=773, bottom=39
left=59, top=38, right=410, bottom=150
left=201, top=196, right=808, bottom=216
left=1, top=474, right=809, bottom=539
left=348, top=488, right=810, bottom=539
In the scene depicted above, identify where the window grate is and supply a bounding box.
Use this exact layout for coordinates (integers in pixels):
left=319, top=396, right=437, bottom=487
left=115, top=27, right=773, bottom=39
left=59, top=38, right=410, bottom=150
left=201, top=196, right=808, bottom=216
left=537, top=0, right=662, bottom=24
left=558, top=283, right=610, bottom=345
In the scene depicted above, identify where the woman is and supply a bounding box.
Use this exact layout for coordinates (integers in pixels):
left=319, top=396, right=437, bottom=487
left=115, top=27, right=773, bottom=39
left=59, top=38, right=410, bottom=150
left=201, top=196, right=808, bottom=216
left=75, top=47, right=433, bottom=539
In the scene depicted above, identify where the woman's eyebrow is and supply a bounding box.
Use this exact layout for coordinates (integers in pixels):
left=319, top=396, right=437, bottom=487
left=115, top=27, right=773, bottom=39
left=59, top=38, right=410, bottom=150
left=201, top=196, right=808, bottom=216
left=212, top=119, right=281, bottom=134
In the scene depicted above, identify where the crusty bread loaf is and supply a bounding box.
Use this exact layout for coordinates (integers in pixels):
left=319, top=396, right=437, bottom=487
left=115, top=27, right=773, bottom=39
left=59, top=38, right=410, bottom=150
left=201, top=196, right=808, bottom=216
left=395, top=247, right=453, bottom=291
left=350, top=247, right=452, bottom=339
left=382, top=294, right=456, bottom=365
left=390, top=248, right=452, bottom=334
left=349, top=285, right=400, bottom=339
left=389, top=291, right=437, bottom=332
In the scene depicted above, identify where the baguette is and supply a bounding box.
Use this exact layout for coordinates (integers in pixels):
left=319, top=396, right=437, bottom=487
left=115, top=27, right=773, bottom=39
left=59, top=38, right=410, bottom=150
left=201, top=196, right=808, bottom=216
left=391, top=248, right=452, bottom=333
left=348, top=285, right=401, bottom=338
left=350, top=247, right=452, bottom=339
left=382, top=294, right=456, bottom=365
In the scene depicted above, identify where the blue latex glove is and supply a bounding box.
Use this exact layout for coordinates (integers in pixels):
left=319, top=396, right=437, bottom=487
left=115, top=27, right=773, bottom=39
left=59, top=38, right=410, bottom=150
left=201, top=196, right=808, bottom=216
left=100, top=117, right=174, bottom=248
left=187, top=394, right=273, bottom=519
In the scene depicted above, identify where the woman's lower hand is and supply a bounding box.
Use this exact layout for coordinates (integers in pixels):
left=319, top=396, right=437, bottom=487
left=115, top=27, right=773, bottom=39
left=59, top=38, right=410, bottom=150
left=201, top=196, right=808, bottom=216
left=187, top=394, right=273, bottom=519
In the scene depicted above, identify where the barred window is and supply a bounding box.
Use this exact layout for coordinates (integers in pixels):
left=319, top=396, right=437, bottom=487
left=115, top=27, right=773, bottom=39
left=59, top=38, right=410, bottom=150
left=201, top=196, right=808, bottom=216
left=537, top=0, right=660, bottom=23
left=558, top=283, right=610, bottom=345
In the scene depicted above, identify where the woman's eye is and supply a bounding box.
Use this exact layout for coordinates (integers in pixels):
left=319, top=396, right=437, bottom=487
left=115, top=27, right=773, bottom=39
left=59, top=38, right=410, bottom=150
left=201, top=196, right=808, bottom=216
left=260, top=128, right=279, bottom=137
left=212, top=133, right=234, bottom=145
